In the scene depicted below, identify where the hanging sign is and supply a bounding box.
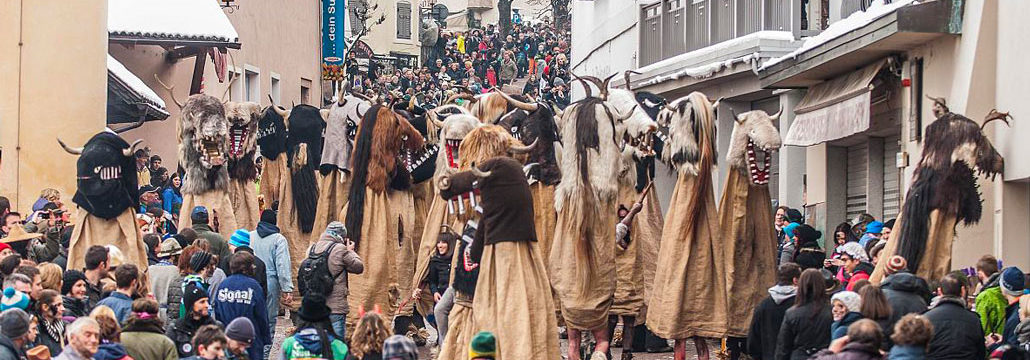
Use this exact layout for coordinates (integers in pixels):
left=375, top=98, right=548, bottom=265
left=321, top=0, right=346, bottom=80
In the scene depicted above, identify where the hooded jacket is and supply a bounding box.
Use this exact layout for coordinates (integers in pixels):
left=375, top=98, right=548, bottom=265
left=309, top=236, right=364, bottom=315
left=977, top=272, right=1008, bottom=335
left=281, top=328, right=349, bottom=360
left=211, top=274, right=271, bottom=360
left=880, top=272, right=930, bottom=333
left=0, top=335, right=20, bottom=360
left=747, top=285, right=796, bottom=359
left=924, top=296, right=986, bottom=360
left=166, top=313, right=221, bottom=358
left=250, top=222, right=294, bottom=294
left=808, top=342, right=883, bottom=360
left=846, top=262, right=875, bottom=291
left=776, top=302, right=834, bottom=360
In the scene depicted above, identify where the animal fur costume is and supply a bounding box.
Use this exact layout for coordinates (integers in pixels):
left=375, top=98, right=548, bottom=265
left=311, top=92, right=369, bottom=242
left=224, top=101, right=261, bottom=230
left=177, top=94, right=238, bottom=239
left=438, top=156, right=561, bottom=360
left=550, top=96, right=634, bottom=331
left=716, top=109, right=782, bottom=337
left=277, top=104, right=325, bottom=298
left=256, top=106, right=289, bottom=210
left=393, top=99, right=440, bottom=256
left=59, top=131, right=149, bottom=272
left=646, top=93, right=727, bottom=340
left=411, top=107, right=479, bottom=317
left=341, top=105, right=424, bottom=331
left=871, top=106, right=1009, bottom=283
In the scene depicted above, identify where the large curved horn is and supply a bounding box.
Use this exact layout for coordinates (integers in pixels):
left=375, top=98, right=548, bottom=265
left=571, top=73, right=594, bottom=99
left=711, top=97, right=723, bottom=109
left=444, top=93, right=475, bottom=105
left=731, top=108, right=742, bottom=124
left=663, top=101, right=677, bottom=113
left=600, top=73, right=617, bottom=100
left=509, top=138, right=539, bottom=154
left=469, top=164, right=492, bottom=178
left=121, top=139, right=144, bottom=157
left=336, top=85, right=346, bottom=106
left=273, top=104, right=289, bottom=118
left=623, top=70, right=641, bottom=91
left=431, top=113, right=446, bottom=128
left=613, top=104, right=638, bottom=122
left=981, top=109, right=1013, bottom=131
left=153, top=74, right=185, bottom=110
left=769, top=107, right=782, bottom=121
left=492, top=88, right=538, bottom=112
left=57, top=138, right=83, bottom=155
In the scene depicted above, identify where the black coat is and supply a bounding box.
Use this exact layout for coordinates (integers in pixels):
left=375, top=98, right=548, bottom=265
left=923, top=298, right=986, bottom=360
left=881, top=272, right=929, bottom=339
left=775, top=302, right=833, bottom=360
left=794, top=244, right=826, bottom=270
left=427, top=253, right=452, bottom=296
left=232, top=246, right=268, bottom=296
left=747, top=294, right=795, bottom=359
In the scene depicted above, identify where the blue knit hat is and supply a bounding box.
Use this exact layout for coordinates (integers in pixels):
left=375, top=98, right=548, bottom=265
left=1001, top=267, right=1025, bottom=297
left=230, top=229, right=250, bottom=248
left=865, top=221, right=884, bottom=234
left=783, top=222, right=801, bottom=240
left=1, top=288, right=29, bottom=311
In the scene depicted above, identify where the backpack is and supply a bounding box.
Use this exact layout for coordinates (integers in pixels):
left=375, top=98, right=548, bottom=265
left=297, top=242, right=339, bottom=297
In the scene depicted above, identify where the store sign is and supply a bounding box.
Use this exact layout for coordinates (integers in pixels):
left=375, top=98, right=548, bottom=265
left=321, top=0, right=346, bottom=80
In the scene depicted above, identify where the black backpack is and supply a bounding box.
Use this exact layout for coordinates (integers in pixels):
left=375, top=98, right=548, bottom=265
left=298, top=242, right=339, bottom=297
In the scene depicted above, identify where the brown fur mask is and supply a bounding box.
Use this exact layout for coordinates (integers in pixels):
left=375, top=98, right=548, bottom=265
left=180, top=94, right=230, bottom=195
left=223, top=101, right=261, bottom=181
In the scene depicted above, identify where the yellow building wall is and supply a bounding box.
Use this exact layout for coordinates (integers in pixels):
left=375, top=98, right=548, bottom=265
left=0, top=0, right=108, bottom=212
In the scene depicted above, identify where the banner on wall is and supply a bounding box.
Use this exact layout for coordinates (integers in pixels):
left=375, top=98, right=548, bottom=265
left=321, top=0, right=346, bottom=81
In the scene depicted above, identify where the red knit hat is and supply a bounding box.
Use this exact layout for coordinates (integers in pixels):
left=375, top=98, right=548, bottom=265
left=885, top=255, right=908, bottom=275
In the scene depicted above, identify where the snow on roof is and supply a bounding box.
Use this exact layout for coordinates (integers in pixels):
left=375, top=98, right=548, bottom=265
left=639, top=53, right=760, bottom=87
left=107, top=54, right=166, bottom=109
left=108, top=0, right=239, bottom=43
left=760, top=0, right=916, bottom=71
left=636, top=30, right=795, bottom=74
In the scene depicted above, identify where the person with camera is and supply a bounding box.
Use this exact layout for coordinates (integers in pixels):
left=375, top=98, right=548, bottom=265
left=23, top=202, right=67, bottom=264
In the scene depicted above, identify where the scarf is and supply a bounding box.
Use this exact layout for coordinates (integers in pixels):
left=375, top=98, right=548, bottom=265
left=44, top=318, right=65, bottom=345
left=929, top=295, right=967, bottom=309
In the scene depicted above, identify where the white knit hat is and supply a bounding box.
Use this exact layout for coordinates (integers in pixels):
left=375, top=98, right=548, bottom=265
left=832, top=291, right=862, bottom=313
left=837, top=242, right=869, bottom=262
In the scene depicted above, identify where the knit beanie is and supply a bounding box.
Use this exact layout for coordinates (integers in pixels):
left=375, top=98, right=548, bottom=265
left=229, top=229, right=251, bottom=248
left=62, top=270, right=88, bottom=295
left=831, top=291, right=862, bottom=313
left=225, top=317, right=255, bottom=344
left=468, top=331, right=497, bottom=359
left=1001, top=267, right=1025, bottom=297
left=865, top=221, right=884, bottom=234
left=836, top=242, right=869, bottom=262
left=260, top=209, right=277, bottom=224
left=783, top=222, right=801, bottom=240
left=885, top=255, right=907, bottom=275
left=320, top=221, right=347, bottom=242
left=785, top=208, right=804, bottom=224
left=382, top=335, right=418, bottom=360
left=793, top=224, right=822, bottom=246
left=1, top=288, right=30, bottom=311
left=189, top=251, right=213, bottom=273
left=182, top=282, right=208, bottom=313
left=0, top=309, right=31, bottom=339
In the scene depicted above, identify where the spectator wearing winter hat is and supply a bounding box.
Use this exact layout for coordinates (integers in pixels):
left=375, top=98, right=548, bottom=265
left=224, top=317, right=256, bottom=360
left=228, top=229, right=267, bottom=296
left=62, top=270, right=90, bottom=319
left=837, top=242, right=873, bottom=291
left=778, top=222, right=801, bottom=266
left=249, top=209, right=293, bottom=336
left=0, top=308, right=35, bottom=359
left=190, top=207, right=231, bottom=273
left=469, top=331, right=497, bottom=359
left=167, top=282, right=221, bottom=358
left=382, top=334, right=418, bottom=360
left=307, top=221, right=364, bottom=339
left=121, top=298, right=177, bottom=360
left=2, top=287, right=30, bottom=311
left=282, top=294, right=350, bottom=360
left=989, top=267, right=1026, bottom=351
left=830, top=291, right=863, bottom=340
left=210, top=252, right=270, bottom=360
left=859, top=221, right=883, bottom=248
left=880, top=256, right=930, bottom=336
left=149, top=238, right=182, bottom=320
left=793, top=224, right=825, bottom=270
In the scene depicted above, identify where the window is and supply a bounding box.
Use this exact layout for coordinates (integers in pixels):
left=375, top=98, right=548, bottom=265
left=350, top=0, right=368, bottom=34
left=228, top=68, right=244, bottom=101
left=300, top=78, right=312, bottom=104
left=397, top=2, right=412, bottom=40
left=270, top=73, right=281, bottom=106
left=244, top=65, right=259, bottom=102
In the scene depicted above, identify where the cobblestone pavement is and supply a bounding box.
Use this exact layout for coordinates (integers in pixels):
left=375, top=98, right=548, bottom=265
left=270, top=315, right=703, bottom=359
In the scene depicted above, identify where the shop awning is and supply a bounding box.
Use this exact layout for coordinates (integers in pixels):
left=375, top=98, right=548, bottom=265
left=783, top=60, right=884, bottom=147
left=107, top=55, right=169, bottom=124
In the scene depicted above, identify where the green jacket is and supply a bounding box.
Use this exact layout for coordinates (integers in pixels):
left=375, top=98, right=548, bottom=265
left=282, top=330, right=349, bottom=360
left=977, top=286, right=1008, bottom=335
left=193, top=223, right=230, bottom=270
left=121, top=328, right=179, bottom=360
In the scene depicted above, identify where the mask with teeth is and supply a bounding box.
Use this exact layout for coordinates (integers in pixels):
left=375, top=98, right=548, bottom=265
left=180, top=94, right=231, bottom=195
left=495, top=103, right=561, bottom=185
left=727, top=109, right=782, bottom=185
left=394, top=106, right=439, bottom=184
left=434, top=113, right=480, bottom=180
left=224, top=101, right=261, bottom=181
left=60, top=131, right=141, bottom=219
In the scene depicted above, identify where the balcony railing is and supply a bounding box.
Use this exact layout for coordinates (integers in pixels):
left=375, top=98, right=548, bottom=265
left=640, top=0, right=821, bottom=67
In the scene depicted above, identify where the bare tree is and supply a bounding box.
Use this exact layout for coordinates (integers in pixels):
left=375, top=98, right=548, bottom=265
left=344, top=0, right=386, bottom=60
left=526, top=0, right=571, bottom=31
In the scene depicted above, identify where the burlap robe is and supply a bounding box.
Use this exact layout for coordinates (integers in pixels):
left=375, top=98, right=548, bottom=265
left=411, top=192, right=472, bottom=316
left=67, top=208, right=148, bottom=272
left=408, top=180, right=437, bottom=317
left=259, top=156, right=288, bottom=210
left=646, top=173, right=725, bottom=340
left=178, top=191, right=238, bottom=240
left=341, top=188, right=417, bottom=330
left=310, top=171, right=350, bottom=243
left=276, top=169, right=314, bottom=308
left=716, top=169, right=777, bottom=337
left=530, top=183, right=558, bottom=270
left=870, top=209, right=957, bottom=284
left=228, top=178, right=259, bottom=231
left=475, top=241, right=561, bottom=360
left=611, top=186, right=662, bottom=319
left=437, top=296, right=477, bottom=360
left=550, top=196, right=617, bottom=331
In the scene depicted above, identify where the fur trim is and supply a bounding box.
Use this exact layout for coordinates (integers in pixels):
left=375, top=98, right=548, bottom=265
left=726, top=110, right=781, bottom=170
left=658, top=92, right=717, bottom=176
left=224, top=101, right=261, bottom=181
left=179, top=94, right=230, bottom=195
left=458, top=125, right=520, bottom=169
left=554, top=98, right=623, bottom=213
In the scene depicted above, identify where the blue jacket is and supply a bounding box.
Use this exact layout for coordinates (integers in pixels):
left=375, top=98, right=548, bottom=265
left=831, top=312, right=863, bottom=340
left=250, top=222, right=294, bottom=294
left=211, top=274, right=271, bottom=360
left=162, top=187, right=182, bottom=216
left=887, top=345, right=925, bottom=360
left=95, top=292, right=133, bottom=324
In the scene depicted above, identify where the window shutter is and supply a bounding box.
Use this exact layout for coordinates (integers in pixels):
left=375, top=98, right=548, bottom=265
left=397, top=2, right=412, bottom=39
left=350, top=0, right=367, bottom=34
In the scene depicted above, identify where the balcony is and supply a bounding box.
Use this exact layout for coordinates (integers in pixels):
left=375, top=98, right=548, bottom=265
left=639, top=0, right=820, bottom=67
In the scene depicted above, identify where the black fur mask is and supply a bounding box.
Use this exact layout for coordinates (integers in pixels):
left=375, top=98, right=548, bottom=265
left=497, top=104, right=561, bottom=185
left=395, top=107, right=437, bottom=184
left=70, top=132, right=139, bottom=219
left=257, top=107, right=288, bottom=160
left=286, top=105, right=324, bottom=233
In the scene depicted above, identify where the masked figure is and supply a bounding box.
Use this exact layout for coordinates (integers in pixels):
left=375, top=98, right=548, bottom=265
left=257, top=106, right=289, bottom=211
left=311, top=89, right=370, bottom=242
left=177, top=94, right=238, bottom=239
left=224, top=101, right=261, bottom=229
left=277, top=104, right=325, bottom=292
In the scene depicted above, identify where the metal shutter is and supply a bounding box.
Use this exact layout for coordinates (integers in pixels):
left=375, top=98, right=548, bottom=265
left=882, top=134, right=901, bottom=220
left=397, top=2, right=412, bottom=40
left=846, top=143, right=868, bottom=221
